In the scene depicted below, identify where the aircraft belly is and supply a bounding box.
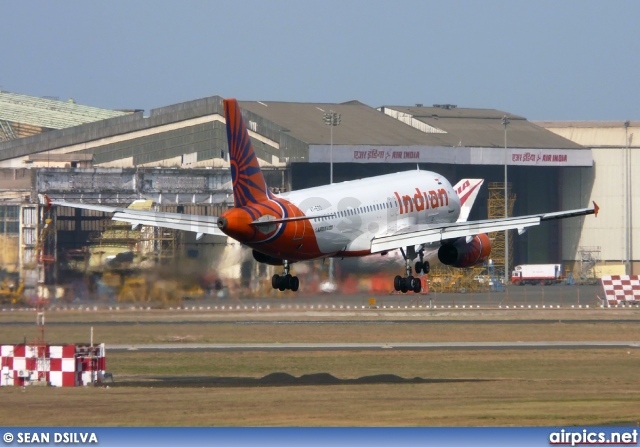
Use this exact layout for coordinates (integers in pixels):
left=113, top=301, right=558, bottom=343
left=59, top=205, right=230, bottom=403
left=343, top=233, right=372, bottom=253
left=315, top=228, right=351, bottom=254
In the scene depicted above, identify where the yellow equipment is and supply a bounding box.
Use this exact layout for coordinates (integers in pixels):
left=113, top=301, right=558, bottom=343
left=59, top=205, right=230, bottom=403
left=0, top=280, right=25, bottom=305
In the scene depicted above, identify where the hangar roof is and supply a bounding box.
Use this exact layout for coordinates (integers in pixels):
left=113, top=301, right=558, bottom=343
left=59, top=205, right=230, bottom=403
left=380, top=105, right=584, bottom=149
left=0, top=90, right=129, bottom=129
left=237, top=100, right=583, bottom=149
left=534, top=120, right=640, bottom=130
left=238, top=100, right=453, bottom=146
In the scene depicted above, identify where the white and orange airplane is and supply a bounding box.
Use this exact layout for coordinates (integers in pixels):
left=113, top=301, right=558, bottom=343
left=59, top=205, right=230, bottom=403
left=52, top=99, right=599, bottom=293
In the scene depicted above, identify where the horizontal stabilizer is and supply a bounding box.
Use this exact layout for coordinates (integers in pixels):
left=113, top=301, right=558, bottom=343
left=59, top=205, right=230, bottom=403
left=50, top=200, right=226, bottom=237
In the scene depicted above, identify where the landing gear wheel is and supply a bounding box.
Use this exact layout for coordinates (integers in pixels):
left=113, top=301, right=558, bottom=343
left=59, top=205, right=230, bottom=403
left=271, top=271, right=300, bottom=292
left=411, top=277, right=422, bottom=293
left=394, top=275, right=402, bottom=292
left=400, top=278, right=409, bottom=293
left=415, top=261, right=424, bottom=275
left=277, top=274, right=287, bottom=291
left=423, top=262, right=430, bottom=274
left=272, top=274, right=280, bottom=289
left=289, top=276, right=299, bottom=292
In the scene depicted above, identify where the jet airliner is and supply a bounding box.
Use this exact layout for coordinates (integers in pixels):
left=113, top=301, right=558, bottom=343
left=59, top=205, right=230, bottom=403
left=52, top=99, right=598, bottom=293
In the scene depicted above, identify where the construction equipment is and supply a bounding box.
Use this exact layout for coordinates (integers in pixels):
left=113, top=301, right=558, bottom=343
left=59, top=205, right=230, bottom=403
left=0, top=279, right=25, bottom=305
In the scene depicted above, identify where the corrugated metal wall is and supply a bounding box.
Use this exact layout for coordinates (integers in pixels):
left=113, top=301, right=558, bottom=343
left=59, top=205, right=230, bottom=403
left=88, top=122, right=228, bottom=166
left=241, top=108, right=309, bottom=162
left=561, top=151, right=621, bottom=263
left=544, top=123, right=638, bottom=266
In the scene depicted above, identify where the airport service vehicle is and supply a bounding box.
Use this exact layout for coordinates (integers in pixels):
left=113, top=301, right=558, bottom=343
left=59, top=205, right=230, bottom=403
left=511, top=264, right=564, bottom=285
left=52, top=99, right=599, bottom=294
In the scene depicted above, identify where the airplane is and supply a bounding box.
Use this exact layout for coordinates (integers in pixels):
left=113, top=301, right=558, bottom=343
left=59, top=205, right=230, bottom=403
left=51, top=98, right=599, bottom=293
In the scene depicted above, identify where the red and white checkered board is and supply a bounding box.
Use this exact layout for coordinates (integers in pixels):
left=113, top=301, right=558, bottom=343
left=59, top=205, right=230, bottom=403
left=0, top=344, right=105, bottom=387
left=600, top=275, right=640, bottom=305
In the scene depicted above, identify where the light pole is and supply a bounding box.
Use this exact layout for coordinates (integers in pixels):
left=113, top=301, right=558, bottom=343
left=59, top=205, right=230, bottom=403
left=323, top=110, right=341, bottom=184
left=323, top=110, right=341, bottom=287
left=502, top=115, right=510, bottom=284
left=625, top=120, right=631, bottom=275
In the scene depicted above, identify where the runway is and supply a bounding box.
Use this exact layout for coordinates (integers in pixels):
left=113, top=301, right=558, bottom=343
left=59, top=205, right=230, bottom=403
left=3, top=284, right=619, bottom=314
left=108, top=340, right=640, bottom=352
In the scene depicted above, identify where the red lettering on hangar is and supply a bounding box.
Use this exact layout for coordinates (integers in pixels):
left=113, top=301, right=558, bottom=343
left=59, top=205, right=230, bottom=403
left=542, top=154, right=568, bottom=163
left=393, top=188, right=449, bottom=215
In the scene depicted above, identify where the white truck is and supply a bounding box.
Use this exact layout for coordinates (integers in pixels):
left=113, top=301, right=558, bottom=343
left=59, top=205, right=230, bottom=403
left=511, top=264, right=563, bottom=285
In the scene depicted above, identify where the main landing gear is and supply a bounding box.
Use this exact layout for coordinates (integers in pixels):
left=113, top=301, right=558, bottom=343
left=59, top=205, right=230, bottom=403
left=393, top=248, right=429, bottom=294
left=271, top=260, right=299, bottom=292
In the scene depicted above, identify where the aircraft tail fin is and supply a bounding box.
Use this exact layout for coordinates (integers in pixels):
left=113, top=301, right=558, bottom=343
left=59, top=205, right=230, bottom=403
left=223, top=98, right=271, bottom=207
left=453, top=179, right=484, bottom=222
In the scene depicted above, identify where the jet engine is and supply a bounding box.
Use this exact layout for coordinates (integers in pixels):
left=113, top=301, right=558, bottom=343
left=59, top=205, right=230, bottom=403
left=437, top=234, right=491, bottom=268
left=252, top=249, right=284, bottom=266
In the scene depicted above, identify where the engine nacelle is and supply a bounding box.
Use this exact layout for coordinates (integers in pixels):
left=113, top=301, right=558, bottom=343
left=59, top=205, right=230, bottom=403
left=252, top=249, right=284, bottom=266
left=437, top=234, right=491, bottom=268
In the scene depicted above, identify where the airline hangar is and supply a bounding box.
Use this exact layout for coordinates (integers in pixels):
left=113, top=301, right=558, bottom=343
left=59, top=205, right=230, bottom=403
left=0, top=91, right=598, bottom=291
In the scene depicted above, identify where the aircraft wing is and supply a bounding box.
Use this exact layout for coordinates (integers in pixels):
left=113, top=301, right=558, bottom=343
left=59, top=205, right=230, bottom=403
left=50, top=200, right=227, bottom=238
left=370, top=202, right=598, bottom=254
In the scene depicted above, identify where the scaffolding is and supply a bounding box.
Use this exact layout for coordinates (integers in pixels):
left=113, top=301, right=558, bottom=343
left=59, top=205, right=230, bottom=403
left=427, top=265, right=491, bottom=293
left=487, top=182, right=515, bottom=279
left=89, top=218, right=182, bottom=303
left=36, top=204, right=57, bottom=302
left=578, top=246, right=601, bottom=283
left=89, top=204, right=180, bottom=271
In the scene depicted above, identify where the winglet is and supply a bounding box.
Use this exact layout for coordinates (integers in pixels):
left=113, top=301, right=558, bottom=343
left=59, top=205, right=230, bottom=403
left=593, top=201, right=599, bottom=217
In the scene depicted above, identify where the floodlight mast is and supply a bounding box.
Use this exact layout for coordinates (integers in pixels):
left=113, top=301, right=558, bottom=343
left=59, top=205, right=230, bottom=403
left=323, top=111, right=341, bottom=184
left=323, top=110, right=341, bottom=287
left=502, top=115, right=510, bottom=284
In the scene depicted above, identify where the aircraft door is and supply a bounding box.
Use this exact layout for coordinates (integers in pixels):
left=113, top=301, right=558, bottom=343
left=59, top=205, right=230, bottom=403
left=288, top=203, right=305, bottom=241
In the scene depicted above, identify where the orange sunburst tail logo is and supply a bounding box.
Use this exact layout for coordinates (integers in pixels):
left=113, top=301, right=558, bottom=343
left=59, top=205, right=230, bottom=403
left=224, top=98, right=272, bottom=208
